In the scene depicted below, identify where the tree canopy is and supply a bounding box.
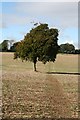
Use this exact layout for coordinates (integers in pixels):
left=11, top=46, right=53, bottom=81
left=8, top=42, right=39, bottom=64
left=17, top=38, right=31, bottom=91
left=1, top=40, right=9, bottom=52
left=14, top=23, right=59, bottom=71
left=59, top=43, right=75, bottom=54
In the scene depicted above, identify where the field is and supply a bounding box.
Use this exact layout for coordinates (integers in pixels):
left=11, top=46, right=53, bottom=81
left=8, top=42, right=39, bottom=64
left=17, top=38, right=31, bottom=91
left=1, top=52, right=79, bottom=119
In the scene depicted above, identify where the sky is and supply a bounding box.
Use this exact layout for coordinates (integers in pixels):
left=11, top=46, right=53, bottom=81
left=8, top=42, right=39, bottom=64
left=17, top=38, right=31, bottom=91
left=0, top=1, right=79, bottom=48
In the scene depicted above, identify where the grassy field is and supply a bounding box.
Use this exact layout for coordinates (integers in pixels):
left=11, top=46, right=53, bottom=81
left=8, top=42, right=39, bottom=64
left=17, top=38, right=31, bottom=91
left=2, top=52, right=79, bottom=73
left=1, top=52, right=79, bottom=119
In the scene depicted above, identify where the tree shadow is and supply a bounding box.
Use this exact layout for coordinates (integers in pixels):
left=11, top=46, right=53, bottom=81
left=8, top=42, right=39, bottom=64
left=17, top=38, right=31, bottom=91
left=46, top=71, right=80, bottom=75
left=2, top=118, right=80, bottom=120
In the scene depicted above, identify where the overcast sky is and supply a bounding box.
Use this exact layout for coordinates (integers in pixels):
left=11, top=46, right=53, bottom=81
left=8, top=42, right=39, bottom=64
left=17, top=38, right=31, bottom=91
left=0, top=1, right=79, bottom=48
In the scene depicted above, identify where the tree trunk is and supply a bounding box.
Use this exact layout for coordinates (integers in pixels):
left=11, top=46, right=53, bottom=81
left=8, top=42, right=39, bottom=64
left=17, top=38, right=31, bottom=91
left=33, top=62, right=37, bottom=71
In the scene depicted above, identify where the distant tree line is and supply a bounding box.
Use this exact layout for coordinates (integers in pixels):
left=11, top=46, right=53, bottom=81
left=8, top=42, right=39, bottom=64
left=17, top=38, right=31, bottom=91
left=0, top=40, right=80, bottom=54
left=59, top=43, right=80, bottom=54
left=0, top=40, right=15, bottom=52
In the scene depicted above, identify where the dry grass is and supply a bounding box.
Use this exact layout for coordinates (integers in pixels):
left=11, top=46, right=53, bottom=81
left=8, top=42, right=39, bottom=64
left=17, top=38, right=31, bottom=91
left=1, top=52, right=79, bottom=119
left=2, top=52, right=78, bottom=73
left=45, top=54, right=78, bottom=73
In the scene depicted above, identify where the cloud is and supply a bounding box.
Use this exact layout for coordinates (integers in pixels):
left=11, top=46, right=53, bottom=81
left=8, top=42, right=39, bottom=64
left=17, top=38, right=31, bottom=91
left=2, top=22, right=7, bottom=28
left=6, top=36, right=17, bottom=41
left=0, top=14, right=2, bottom=28
left=2, top=2, right=78, bottom=29
left=19, top=31, right=27, bottom=35
left=59, top=35, right=78, bottom=49
left=2, top=13, right=33, bottom=26
left=74, top=41, right=78, bottom=49
left=2, top=0, right=79, bottom=2
left=65, top=40, right=74, bottom=44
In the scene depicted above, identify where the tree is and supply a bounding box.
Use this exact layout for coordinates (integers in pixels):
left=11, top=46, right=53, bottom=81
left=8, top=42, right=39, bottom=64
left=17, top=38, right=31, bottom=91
left=75, top=49, right=80, bottom=54
left=0, top=43, right=2, bottom=52
left=14, top=23, right=59, bottom=71
left=1, top=40, right=9, bottom=52
left=10, top=42, right=19, bottom=52
left=60, top=43, right=75, bottom=54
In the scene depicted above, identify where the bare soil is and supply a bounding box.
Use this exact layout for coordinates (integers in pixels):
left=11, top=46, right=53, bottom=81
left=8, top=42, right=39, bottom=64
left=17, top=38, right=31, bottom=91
left=2, top=71, right=78, bottom=119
